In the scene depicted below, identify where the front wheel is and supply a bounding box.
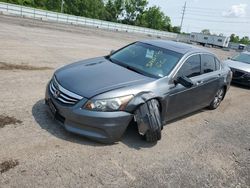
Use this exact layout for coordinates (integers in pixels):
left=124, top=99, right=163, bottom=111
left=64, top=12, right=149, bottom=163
left=208, top=88, right=225, bottom=110
left=135, top=99, right=162, bottom=143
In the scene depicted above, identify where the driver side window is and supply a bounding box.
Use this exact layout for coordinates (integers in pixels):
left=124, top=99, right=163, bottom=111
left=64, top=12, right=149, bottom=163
left=178, top=55, right=201, bottom=78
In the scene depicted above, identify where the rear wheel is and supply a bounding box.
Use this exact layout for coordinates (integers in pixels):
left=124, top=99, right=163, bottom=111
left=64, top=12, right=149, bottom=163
left=135, top=99, right=162, bottom=143
left=208, top=88, right=225, bottom=110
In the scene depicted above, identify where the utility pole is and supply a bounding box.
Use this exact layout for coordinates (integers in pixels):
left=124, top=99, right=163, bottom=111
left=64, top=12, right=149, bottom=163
left=180, top=1, right=186, bottom=33
left=61, top=0, right=64, bottom=13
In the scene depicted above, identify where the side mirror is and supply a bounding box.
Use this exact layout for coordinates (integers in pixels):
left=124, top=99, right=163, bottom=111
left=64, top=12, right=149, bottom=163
left=110, top=50, right=115, bottom=55
left=175, top=76, right=194, bottom=88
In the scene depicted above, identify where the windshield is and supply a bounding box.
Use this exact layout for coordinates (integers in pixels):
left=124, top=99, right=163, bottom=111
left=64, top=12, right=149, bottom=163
left=109, top=42, right=183, bottom=78
left=232, top=53, right=250, bottom=65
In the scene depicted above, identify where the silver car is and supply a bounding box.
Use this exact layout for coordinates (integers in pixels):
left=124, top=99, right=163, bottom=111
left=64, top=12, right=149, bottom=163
left=45, top=40, right=232, bottom=143
left=224, top=51, right=250, bottom=86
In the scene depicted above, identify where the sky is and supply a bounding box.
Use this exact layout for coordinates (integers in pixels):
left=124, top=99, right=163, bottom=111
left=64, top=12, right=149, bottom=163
left=148, top=0, right=250, bottom=37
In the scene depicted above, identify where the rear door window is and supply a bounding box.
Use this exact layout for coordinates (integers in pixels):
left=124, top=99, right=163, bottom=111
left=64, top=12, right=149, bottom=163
left=178, top=55, right=201, bottom=78
left=201, top=54, right=216, bottom=73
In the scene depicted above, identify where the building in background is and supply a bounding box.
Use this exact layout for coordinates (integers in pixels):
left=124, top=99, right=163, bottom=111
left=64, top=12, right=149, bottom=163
left=228, top=43, right=247, bottom=51
left=190, top=32, right=230, bottom=48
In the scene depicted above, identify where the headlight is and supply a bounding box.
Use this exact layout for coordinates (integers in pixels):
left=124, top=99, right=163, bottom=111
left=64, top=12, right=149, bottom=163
left=83, top=95, right=133, bottom=112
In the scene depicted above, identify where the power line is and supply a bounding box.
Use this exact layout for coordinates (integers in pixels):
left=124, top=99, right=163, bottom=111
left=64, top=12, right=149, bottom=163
left=186, top=7, right=225, bottom=11
left=61, top=0, right=64, bottom=13
left=185, top=9, right=223, bottom=14
left=183, top=25, right=249, bottom=34
left=185, top=12, right=221, bottom=17
left=185, top=12, right=250, bottom=19
left=177, top=4, right=250, bottom=36
left=183, top=17, right=250, bottom=24
left=180, top=1, right=186, bottom=32
left=174, top=16, right=250, bottom=24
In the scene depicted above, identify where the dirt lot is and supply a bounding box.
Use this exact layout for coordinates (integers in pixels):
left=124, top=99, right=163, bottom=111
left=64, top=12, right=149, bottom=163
left=0, top=15, right=249, bottom=188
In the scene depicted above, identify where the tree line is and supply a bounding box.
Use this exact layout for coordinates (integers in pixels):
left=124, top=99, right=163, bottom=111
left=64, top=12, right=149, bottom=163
left=230, top=34, right=250, bottom=45
left=1, top=0, right=181, bottom=33
left=2, top=0, right=249, bottom=43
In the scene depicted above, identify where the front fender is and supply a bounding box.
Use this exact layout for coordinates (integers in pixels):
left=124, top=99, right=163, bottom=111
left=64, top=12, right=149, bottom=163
left=125, top=92, right=161, bottom=113
left=126, top=94, right=163, bottom=135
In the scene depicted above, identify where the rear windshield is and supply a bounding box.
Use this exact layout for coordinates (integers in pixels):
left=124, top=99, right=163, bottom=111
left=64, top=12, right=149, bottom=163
left=232, top=53, right=250, bottom=64
left=109, top=42, right=183, bottom=78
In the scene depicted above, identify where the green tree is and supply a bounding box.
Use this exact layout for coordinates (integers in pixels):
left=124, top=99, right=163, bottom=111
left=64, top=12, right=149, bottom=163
left=172, top=26, right=181, bottom=33
left=137, top=6, right=171, bottom=31
left=122, top=0, right=148, bottom=25
left=33, top=0, right=46, bottom=8
left=201, top=29, right=211, bottom=35
left=1, top=0, right=34, bottom=6
left=64, top=0, right=106, bottom=19
left=105, top=0, right=123, bottom=22
left=239, top=36, right=250, bottom=45
left=0, top=0, right=192, bottom=35
left=230, top=34, right=240, bottom=43
left=45, top=0, right=61, bottom=12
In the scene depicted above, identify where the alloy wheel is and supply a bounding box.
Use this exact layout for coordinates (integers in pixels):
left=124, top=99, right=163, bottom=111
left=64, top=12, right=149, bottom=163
left=213, top=89, right=224, bottom=108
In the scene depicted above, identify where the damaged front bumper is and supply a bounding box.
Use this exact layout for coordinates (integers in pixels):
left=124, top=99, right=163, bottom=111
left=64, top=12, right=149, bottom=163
left=45, top=84, right=133, bottom=143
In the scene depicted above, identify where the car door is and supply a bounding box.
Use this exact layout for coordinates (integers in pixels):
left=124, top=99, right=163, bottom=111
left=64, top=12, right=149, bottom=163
left=165, top=54, right=206, bottom=121
left=198, top=54, right=222, bottom=105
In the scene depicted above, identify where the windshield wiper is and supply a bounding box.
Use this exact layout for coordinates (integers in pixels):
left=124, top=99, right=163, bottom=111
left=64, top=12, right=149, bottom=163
left=126, top=66, right=142, bottom=74
left=105, top=56, right=114, bottom=63
left=125, top=65, right=148, bottom=76
left=106, top=57, right=157, bottom=78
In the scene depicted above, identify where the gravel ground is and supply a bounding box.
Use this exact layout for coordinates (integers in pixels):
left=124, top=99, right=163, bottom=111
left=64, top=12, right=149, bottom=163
left=0, top=15, right=249, bottom=188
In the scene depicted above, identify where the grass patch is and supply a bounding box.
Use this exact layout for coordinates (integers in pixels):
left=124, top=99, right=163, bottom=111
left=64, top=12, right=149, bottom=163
left=0, top=115, right=22, bottom=128
left=0, top=160, right=19, bottom=173
left=0, top=62, right=52, bottom=70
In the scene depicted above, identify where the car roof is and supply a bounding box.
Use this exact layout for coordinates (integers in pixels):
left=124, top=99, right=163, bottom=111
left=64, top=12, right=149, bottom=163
left=140, top=40, right=211, bottom=55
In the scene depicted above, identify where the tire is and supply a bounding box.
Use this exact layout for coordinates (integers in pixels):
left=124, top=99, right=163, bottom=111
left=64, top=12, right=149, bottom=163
left=208, top=88, right=225, bottom=110
left=136, top=99, right=162, bottom=143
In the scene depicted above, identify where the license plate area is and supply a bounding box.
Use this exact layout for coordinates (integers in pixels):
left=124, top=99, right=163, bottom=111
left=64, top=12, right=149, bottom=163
left=47, top=99, right=65, bottom=123
left=48, top=99, right=57, bottom=117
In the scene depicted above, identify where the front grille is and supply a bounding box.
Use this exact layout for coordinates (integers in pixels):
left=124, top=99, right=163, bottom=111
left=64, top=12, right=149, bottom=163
left=49, top=77, right=83, bottom=105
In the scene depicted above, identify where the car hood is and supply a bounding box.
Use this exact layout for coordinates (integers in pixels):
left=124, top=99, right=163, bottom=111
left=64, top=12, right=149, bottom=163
left=224, top=59, right=250, bottom=73
left=55, top=57, right=154, bottom=98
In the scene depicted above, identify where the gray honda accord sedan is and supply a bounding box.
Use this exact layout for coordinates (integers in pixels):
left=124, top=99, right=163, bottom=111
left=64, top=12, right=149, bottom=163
left=45, top=40, right=232, bottom=143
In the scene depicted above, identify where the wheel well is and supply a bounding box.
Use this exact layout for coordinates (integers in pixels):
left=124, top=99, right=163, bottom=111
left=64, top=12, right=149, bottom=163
left=153, top=98, right=162, bottom=113
left=131, top=98, right=163, bottom=129
left=132, top=97, right=162, bottom=114
left=132, top=98, right=162, bottom=140
left=222, top=85, right=227, bottom=100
